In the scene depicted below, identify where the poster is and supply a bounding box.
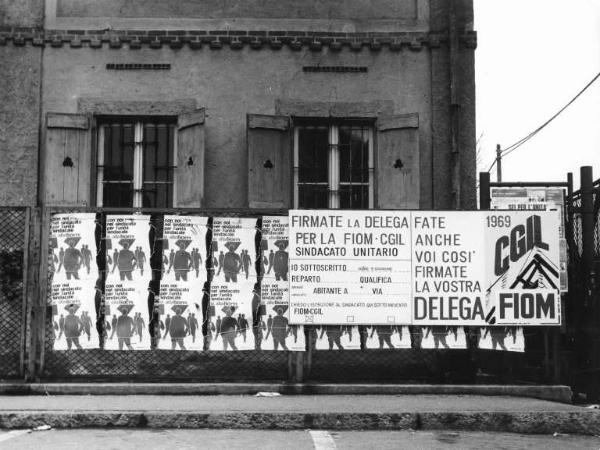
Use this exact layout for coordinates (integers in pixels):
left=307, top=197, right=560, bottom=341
left=104, top=215, right=152, bottom=350
left=289, top=211, right=412, bottom=325
left=490, top=187, right=567, bottom=292
left=259, top=216, right=304, bottom=351
left=484, top=211, right=561, bottom=325
left=364, top=325, right=411, bottom=350
left=411, top=212, right=486, bottom=325
left=50, top=213, right=100, bottom=350
left=311, top=325, right=361, bottom=350
left=478, top=327, right=525, bottom=352
left=157, top=215, right=208, bottom=351
left=289, top=210, right=561, bottom=327
left=207, top=217, right=258, bottom=351
left=418, top=326, right=467, bottom=350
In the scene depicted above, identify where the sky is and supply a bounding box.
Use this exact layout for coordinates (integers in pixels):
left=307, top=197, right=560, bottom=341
left=474, top=0, right=600, bottom=189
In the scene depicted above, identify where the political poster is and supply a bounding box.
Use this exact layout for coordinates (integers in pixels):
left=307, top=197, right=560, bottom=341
left=312, top=325, right=361, bottom=351
left=104, top=215, right=152, bottom=350
left=207, top=217, right=258, bottom=351
left=490, top=187, right=567, bottom=292
left=478, top=327, right=525, bottom=352
left=364, top=325, right=411, bottom=350
left=49, top=213, right=99, bottom=350
left=289, top=210, right=412, bottom=325
left=418, top=326, right=467, bottom=350
left=484, top=211, right=561, bottom=325
left=258, top=216, right=304, bottom=351
left=157, top=215, right=208, bottom=351
left=411, top=212, right=486, bottom=325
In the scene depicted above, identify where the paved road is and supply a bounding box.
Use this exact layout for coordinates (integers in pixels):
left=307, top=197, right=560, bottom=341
left=1, top=429, right=599, bottom=449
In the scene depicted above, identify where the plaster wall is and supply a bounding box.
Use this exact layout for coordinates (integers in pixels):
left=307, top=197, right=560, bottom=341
left=41, top=46, right=434, bottom=208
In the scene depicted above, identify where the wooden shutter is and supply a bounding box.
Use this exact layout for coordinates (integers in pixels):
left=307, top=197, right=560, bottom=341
left=247, top=114, right=291, bottom=209
left=376, top=113, right=420, bottom=209
left=176, top=108, right=205, bottom=208
left=44, top=113, right=91, bottom=206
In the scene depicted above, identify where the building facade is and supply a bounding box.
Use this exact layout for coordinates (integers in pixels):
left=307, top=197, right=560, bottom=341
left=0, top=0, right=477, bottom=380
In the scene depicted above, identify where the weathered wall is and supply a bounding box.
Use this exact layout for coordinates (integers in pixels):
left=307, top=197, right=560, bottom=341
left=0, top=0, right=43, bottom=28
left=41, top=45, right=433, bottom=208
left=0, top=45, right=41, bottom=206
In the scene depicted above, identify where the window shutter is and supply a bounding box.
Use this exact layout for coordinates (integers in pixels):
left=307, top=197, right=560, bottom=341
left=247, top=114, right=291, bottom=209
left=376, top=113, right=420, bottom=209
left=45, top=113, right=91, bottom=206
left=176, top=108, right=205, bottom=208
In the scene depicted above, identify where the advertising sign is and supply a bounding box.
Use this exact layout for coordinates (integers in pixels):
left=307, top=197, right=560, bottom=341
left=490, top=187, right=567, bottom=292
left=157, top=215, right=208, bottom=351
left=289, top=210, right=561, bottom=326
left=50, top=213, right=99, bottom=350
left=259, top=216, right=304, bottom=351
left=411, top=212, right=486, bottom=325
left=207, top=217, right=258, bottom=351
left=483, top=211, right=561, bottom=325
left=289, top=211, right=412, bottom=325
left=104, top=215, right=152, bottom=350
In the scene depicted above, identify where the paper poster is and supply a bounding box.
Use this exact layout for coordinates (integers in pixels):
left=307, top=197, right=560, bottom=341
left=418, top=326, right=467, bottom=349
left=289, top=211, right=412, bottom=325
left=484, top=211, right=561, bottom=325
left=157, top=215, right=209, bottom=351
left=49, top=213, right=100, bottom=350
left=259, top=216, right=304, bottom=351
left=311, top=325, right=361, bottom=351
left=412, top=212, right=486, bottom=325
left=104, top=215, right=152, bottom=350
left=478, top=327, right=525, bottom=352
left=490, top=187, right=567, bottom=292
left=365, top=325, right=411, bottom=350
left=207, top=217, right=258, bottom=351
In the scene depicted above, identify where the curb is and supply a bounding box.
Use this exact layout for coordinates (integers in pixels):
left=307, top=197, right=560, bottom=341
left=1, top=411, right=599, bottom=434
left=0, top=383, right=573, bottom=403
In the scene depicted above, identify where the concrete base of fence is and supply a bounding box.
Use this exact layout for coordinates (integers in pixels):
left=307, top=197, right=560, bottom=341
left=0, top=382, right=572, bottom=403
left=0, top=393, right=598, bottom=434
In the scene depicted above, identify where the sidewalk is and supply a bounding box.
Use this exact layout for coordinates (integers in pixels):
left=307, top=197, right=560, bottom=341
left=1, top=389, right=599, bottom=434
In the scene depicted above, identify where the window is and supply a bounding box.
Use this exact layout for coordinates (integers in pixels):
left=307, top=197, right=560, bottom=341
left=96, top=117, right=176, bottom=208
left=293, top=120, right=374, bottom=209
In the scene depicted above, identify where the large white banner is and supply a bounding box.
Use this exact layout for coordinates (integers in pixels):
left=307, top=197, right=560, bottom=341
left=259, top=216, right=305, bottom=351
left=157, top=215, right=208, bottom=351
left=104, top=215, right=152, bottom=350
left=289, top=210, right=561, bottom=326
left=289, top=211, right=412, bottom=325
left=50, top=213, right=99, bottom=350
left=207, top=217, right=258, bottom=351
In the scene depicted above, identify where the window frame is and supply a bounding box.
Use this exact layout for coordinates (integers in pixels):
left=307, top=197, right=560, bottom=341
left=95, top=116, right=178, bottom=209
left=292, top=118, right=375, bottom=210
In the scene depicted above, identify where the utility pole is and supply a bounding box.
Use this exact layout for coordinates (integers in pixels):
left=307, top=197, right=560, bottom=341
left=496, top=144, right=502, bottom=182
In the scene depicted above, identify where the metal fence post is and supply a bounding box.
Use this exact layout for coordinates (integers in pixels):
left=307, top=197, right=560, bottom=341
left=580, top=166, right=597, bottom=399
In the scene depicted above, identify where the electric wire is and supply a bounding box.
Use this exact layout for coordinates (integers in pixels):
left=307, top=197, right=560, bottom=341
left=486, top=70, right=600, bottom=172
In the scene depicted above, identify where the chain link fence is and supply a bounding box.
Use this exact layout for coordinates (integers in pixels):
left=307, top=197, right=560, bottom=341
left=0, top=207, right=28, bottom=379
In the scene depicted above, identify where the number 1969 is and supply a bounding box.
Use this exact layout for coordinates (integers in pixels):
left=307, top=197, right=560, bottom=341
left=486, top=215, right=511, bottom=228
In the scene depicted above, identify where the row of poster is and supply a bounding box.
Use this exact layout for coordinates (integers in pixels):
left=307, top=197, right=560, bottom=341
left=48, top=209, right=560, bottom=352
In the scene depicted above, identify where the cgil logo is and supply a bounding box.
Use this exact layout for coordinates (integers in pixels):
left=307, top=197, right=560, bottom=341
left=494, top=215, right=549, bottom=276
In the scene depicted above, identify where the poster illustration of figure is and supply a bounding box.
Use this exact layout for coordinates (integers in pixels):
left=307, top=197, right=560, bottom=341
left=208, top=217, right=257, bottom=351
left=365, top=325, right=411, bottom=350
left=104, top=215, right=151, bottom=350
left=158, top=215, right=208, bottom=350
left=258, top=216, right=304, bottom=351
left=50, top=213, right=100, bottom=350
left=478, top=327, right=524, bottom=352
left=419, top=326, right=467, bottom=349
left=313, top=325, right=360, bottom=351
